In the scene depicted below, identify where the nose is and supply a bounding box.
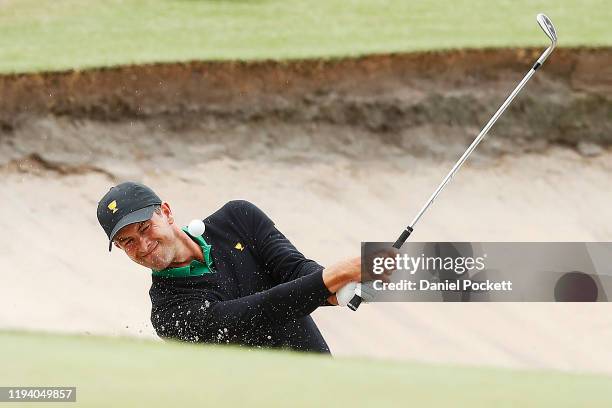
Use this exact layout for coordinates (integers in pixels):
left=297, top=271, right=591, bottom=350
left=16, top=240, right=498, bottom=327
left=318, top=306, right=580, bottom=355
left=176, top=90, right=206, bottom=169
left=137, top=236, right=155, bottom=257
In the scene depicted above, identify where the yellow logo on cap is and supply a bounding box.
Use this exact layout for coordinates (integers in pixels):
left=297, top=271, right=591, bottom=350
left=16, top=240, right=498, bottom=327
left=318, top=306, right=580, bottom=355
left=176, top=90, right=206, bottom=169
left=235, top=242, right=244, bottom=251
left=108, top=200, right=118, bottom=214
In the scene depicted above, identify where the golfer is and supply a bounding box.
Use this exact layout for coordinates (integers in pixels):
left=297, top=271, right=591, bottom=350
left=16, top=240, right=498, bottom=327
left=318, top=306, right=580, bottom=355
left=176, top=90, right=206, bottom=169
left=97, top=182, right=361, bottom=353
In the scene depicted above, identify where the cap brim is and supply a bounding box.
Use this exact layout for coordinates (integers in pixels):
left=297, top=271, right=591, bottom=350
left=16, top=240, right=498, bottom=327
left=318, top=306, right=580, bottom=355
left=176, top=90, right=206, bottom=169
left=108, top=205, right=157, bottom=252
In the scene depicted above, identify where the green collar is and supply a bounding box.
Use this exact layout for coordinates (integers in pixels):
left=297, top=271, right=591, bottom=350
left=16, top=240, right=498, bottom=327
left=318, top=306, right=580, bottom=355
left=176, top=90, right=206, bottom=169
left=151, top=227, right=214, bottom=278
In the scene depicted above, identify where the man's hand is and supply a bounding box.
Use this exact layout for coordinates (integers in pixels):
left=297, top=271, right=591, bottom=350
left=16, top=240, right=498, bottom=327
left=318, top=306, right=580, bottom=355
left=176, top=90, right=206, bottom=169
left=322, top=256, right=361, bottom=294
left=327, top=294, right=339, bottom=306
left=322, top=246, right=399, bottom=305
left=323, top=246, right=399, bottom=304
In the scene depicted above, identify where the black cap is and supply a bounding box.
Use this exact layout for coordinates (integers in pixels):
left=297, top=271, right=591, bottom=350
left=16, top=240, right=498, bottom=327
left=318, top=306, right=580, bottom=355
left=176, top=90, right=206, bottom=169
left=97, top=182, right=162, bottom=252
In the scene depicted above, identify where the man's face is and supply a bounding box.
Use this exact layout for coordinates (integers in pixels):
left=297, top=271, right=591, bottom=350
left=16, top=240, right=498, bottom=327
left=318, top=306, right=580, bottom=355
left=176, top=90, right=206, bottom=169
left=113, top=203, right=178, bottom=270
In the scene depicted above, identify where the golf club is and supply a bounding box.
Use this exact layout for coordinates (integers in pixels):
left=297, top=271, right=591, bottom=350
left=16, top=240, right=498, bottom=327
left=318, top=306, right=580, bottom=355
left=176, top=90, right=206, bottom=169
left=341, top=13, right=558, bottom=311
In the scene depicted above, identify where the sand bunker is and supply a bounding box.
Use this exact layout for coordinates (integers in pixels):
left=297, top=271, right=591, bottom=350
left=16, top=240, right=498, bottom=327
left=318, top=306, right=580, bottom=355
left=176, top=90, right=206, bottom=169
left=1, top=49, right=611, bottom=374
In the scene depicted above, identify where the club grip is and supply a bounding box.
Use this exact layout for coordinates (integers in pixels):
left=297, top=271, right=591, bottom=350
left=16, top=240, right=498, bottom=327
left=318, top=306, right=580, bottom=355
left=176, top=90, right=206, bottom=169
left=347, top=294, right=362, bottom=311
left=392, top=227, right=413, bottom=249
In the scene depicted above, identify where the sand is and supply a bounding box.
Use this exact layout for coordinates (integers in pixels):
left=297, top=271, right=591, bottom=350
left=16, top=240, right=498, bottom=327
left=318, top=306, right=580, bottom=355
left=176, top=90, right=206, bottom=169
left=1, top=50, right=611, bottom=374
left=2, top=146, right=612, bottom=374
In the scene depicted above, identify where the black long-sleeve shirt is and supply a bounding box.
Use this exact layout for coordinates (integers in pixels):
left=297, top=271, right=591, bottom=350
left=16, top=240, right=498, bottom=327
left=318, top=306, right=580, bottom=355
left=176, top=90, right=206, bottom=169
left=149, top=200, right=332, bottom=353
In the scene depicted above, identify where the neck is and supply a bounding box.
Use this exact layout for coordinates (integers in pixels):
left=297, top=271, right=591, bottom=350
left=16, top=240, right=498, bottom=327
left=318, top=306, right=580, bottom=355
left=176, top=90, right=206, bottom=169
left=167, top=228, right=204, bottom=268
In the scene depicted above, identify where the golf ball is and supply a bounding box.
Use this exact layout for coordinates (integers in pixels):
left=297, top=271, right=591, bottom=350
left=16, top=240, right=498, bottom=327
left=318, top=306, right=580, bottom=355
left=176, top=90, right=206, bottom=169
left=187, top=219, right=205, bottom=236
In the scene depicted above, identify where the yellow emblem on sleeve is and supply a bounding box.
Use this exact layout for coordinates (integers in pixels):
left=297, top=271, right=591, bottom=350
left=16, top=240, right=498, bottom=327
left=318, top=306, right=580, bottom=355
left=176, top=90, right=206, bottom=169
left=235, top=242, right=244, bottom=251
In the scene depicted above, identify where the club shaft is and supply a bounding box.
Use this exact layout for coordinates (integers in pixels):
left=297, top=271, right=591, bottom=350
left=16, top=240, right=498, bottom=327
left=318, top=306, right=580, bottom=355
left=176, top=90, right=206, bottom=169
left=353, top=26, right=556, bottom=307
left=409, top=67, right=538, bottom=229
left=359, top=58, right=544, bottom=304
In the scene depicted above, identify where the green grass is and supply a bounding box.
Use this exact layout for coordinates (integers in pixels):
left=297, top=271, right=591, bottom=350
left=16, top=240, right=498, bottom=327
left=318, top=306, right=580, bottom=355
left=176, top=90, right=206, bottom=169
left=2, top=331, right=612, bottom=407
left=0, top=0, right=610, bottom=74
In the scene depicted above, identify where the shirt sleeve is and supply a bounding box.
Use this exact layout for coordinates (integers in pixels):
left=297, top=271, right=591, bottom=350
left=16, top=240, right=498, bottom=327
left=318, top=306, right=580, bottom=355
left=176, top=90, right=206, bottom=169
left=152, top=268, right=332, bottom=344
left=228, top=200, right=326, bottom=285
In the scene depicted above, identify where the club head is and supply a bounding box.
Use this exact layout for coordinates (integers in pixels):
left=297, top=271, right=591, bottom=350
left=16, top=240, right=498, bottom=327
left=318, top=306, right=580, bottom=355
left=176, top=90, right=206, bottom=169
left=536, top=13, right=557, bottom=45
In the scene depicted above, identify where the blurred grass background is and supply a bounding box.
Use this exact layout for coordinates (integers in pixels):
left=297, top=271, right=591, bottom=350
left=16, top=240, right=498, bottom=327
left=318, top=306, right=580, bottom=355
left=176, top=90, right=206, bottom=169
left=0, top=0, right=609, bottom=74
left=3, top=330, right=612, bottom=407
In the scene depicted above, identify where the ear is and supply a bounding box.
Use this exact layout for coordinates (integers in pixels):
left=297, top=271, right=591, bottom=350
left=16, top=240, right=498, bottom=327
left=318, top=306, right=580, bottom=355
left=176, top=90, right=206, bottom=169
left=161, top=202, right=174, bottom=224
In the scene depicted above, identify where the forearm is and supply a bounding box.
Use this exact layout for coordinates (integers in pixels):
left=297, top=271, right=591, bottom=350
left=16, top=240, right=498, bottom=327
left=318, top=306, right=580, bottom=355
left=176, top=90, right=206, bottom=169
left=256, top=226, right=327, bottom=284
left=182, top=268, right=332, bottom=336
